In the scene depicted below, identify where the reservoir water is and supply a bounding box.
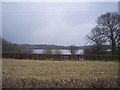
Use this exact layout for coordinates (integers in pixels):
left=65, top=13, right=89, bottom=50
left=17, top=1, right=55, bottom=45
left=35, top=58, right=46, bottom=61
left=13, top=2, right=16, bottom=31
left=33, top=49, right=83, bottom=55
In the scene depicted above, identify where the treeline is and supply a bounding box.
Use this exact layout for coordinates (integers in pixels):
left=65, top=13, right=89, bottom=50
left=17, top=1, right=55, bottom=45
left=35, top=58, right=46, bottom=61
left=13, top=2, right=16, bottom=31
left=1, top=37, right=33, bottom=53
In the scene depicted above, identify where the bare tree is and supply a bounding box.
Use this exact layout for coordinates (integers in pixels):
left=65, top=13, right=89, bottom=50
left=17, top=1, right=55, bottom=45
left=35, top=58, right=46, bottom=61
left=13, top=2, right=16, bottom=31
left=86, top=26, right=107, bottom=54
left=54, top=49, right=62, bottom=55
left=86, top=12, right=120, bottom=55
left=68, top=45, right=78, bottom=55
left=97, top=12, right=120, bottom=55
left=43, top=48, right=53, bottom=55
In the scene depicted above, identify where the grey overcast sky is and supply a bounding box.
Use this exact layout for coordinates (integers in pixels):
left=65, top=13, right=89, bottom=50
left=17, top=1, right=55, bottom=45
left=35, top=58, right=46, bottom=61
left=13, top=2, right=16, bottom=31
left=2, top=2, right=118, bottom=46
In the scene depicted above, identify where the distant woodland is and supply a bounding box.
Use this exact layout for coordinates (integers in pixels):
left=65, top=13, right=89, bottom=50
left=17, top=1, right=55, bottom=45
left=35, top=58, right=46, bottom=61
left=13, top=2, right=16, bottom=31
left=1, top=37, right=33, bottom=53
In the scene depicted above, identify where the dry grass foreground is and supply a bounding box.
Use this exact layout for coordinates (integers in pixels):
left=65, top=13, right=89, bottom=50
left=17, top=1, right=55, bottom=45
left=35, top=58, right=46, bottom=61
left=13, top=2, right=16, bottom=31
left=2, top=59, right=119, bottom=88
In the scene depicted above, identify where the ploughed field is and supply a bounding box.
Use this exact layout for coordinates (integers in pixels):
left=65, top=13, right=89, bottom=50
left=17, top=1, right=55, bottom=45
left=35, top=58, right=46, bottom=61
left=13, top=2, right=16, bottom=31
left=2, top=59, right=118, bottom=88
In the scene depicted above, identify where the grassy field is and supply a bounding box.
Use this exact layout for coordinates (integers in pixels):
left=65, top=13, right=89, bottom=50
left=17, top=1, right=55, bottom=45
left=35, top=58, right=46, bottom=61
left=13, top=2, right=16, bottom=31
left=2, top=59, right=119, bottom=88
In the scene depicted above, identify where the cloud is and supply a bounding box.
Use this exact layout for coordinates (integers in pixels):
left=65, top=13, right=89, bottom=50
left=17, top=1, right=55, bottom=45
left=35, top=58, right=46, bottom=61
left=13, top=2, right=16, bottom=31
left=2, top=2, right=118, bottom=45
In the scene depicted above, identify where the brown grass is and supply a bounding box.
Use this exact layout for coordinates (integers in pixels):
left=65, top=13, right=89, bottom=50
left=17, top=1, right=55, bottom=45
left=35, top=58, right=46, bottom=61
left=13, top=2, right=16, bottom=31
left=2, top=59, right=119, bottom=88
